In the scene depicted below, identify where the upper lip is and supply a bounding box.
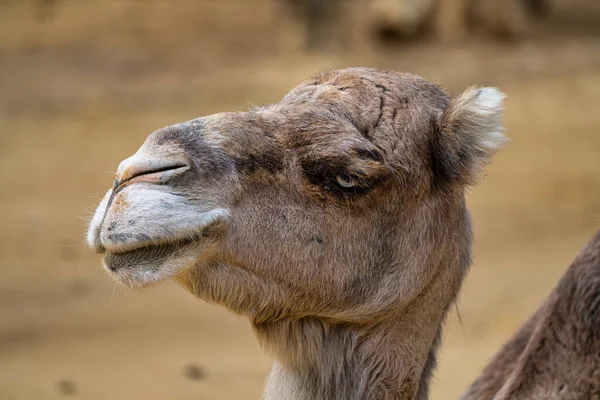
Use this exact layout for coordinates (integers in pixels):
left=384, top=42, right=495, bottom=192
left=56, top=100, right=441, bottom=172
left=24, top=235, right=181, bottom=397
left=90, top=162, right=190, bottom=254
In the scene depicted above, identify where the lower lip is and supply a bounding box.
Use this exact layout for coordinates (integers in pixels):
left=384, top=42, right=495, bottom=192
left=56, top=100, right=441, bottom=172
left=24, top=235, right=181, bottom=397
left=104, top=239, right=195, bottom=271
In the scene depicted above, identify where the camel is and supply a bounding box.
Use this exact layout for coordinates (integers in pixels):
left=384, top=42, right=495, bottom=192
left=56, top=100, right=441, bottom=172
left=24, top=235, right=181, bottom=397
left=279, top=0, right=551, bottom=52
left=87, top=67, right=599, bottom=399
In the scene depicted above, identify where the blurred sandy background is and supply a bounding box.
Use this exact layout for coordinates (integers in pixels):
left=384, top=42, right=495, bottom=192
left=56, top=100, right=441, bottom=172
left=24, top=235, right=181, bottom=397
left=1, top=0, right=599, bottom=399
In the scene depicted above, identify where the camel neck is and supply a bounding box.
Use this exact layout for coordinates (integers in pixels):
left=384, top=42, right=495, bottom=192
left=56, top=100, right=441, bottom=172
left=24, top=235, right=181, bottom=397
left=255, top=308, right=444, bottom=400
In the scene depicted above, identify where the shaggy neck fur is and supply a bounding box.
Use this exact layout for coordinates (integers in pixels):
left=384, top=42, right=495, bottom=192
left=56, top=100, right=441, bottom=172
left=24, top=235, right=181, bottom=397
left=255, top=258, right=462, bottom=400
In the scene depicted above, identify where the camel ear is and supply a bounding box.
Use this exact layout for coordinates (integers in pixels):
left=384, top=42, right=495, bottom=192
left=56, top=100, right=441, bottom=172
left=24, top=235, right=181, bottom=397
left=432, top=87, right=507, bottom=186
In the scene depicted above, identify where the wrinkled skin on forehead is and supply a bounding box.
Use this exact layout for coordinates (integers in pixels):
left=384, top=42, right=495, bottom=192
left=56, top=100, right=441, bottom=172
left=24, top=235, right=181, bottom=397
left=87, top=67, right=496, bottom=327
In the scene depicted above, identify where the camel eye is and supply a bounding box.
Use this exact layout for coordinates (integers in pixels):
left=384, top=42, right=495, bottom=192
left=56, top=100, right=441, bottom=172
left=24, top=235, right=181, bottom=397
left=336, top=174, right=357, bottom=188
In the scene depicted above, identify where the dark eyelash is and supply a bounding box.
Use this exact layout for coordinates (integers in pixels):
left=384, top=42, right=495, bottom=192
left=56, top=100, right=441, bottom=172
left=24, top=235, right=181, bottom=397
left=327, top=178, right=369, bottom=196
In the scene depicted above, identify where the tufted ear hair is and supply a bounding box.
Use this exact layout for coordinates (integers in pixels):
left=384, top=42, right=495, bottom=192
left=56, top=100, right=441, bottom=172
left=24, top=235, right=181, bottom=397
left=431, top=87, right=507, bottom=187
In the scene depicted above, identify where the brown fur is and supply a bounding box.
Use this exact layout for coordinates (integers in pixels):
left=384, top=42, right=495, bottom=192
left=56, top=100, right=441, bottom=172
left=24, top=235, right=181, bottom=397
left=88, top=67, right=507, bottom=399
left=463, top=231, right=600, bottom=400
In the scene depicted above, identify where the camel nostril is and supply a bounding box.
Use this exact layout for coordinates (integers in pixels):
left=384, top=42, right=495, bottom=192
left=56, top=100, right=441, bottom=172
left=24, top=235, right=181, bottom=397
left=132, top=163, right=188, bottom=179
left=117, top=163, right=189, bottom=188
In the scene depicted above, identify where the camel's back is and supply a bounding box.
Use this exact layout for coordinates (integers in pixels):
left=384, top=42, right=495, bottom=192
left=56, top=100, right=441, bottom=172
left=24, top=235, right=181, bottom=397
left=462, top=230, right=600, bottom=400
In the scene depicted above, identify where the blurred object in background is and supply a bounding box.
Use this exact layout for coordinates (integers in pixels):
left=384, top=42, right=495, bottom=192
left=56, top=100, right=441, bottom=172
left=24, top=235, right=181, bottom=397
left=33, top=0, right=60, bottom=22
left=278, top=0, right=372, bottom=54
left=369, top=0, right=435, bottom=38
left=467, top=0, right=552, bottom=41
left=371, top=0, right=553, bottom=43
left=278, top=0, right=554, bottom=53
left=279, top=0, right=344, bottom=51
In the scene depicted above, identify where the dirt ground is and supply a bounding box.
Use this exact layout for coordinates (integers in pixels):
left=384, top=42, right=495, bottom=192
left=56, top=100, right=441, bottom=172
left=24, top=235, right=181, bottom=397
left=1, top=1, right=599, bottom=399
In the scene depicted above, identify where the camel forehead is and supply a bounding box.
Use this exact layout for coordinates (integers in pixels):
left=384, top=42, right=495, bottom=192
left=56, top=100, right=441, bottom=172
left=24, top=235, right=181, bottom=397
left=281, top=68, right=449, bottom=111
left=276, top=68, right=449, bottom=150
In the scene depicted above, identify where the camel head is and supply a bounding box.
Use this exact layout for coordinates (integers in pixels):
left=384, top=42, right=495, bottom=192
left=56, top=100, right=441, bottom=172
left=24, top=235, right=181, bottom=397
left=87, top=68, right=505, bottom=327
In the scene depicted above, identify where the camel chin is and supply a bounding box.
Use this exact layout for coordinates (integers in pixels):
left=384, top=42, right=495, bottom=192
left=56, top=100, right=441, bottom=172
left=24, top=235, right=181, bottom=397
left=102, top=239, right=207, bottom=289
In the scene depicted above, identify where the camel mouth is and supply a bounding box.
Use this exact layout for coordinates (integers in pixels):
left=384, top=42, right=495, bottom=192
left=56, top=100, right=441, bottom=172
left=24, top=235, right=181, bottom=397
left=89, top=200, right=230, bottom=288
left=103, top=236, right=197, bottom=271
